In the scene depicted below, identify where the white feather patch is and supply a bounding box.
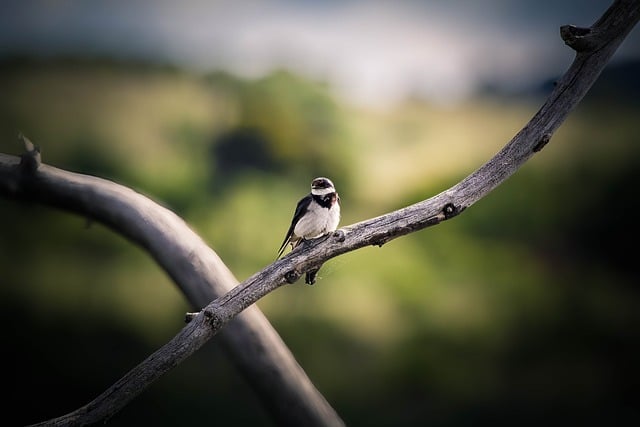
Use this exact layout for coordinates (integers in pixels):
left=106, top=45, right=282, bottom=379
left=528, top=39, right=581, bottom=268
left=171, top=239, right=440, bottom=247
left=293, top=199, right=340, bottom=239
left=311, top=187, right=335, bottom=196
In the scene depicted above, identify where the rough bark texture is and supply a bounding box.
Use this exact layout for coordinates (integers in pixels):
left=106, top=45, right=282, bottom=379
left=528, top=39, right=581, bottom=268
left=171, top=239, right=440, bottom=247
left=0, top=0, right=638, bottom=425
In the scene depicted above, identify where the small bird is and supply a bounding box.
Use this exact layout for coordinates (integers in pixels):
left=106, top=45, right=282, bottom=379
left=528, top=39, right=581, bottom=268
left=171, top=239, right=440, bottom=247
left=277, top=177, right=341, bottom=284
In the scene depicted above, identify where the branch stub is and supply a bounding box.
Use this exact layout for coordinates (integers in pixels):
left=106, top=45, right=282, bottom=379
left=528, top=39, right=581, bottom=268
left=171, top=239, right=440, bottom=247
left=442, top=203, right=458, bottom=219
left=18, top=134, right=41, bottom=174
left=284, top=270, right=301, bottom=284
left=561, top=25, right=597, bottom=52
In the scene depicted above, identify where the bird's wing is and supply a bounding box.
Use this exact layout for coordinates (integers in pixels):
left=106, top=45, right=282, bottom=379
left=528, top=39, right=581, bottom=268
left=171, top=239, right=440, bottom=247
left=277, top=194, right=312, bottom=259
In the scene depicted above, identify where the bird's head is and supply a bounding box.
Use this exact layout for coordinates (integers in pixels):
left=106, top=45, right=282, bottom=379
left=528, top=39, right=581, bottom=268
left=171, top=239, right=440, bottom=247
left=311, top=177, right=336, bottom=196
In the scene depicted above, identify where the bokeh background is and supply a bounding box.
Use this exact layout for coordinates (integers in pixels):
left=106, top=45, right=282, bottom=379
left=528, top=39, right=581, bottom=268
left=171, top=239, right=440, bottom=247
left=1, top=1, right=639, bottom=426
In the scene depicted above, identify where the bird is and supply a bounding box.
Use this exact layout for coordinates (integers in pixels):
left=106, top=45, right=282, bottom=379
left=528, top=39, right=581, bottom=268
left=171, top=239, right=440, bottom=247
left=277, top=177, right=341, bottom=284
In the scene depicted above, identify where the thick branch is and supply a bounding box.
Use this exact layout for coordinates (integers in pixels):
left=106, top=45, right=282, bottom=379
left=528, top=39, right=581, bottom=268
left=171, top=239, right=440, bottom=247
left=1, top=150, right=343, bottom=424
left=2, top=0, right=638, bottom=425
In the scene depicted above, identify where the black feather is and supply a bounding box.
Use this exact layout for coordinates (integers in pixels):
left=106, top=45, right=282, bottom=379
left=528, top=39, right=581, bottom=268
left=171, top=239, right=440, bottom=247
left=277, top=194, right=312, bottom=259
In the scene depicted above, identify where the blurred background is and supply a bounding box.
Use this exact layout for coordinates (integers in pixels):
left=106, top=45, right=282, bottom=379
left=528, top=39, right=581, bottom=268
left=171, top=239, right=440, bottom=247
left=1, top=1, right=639, bottom=426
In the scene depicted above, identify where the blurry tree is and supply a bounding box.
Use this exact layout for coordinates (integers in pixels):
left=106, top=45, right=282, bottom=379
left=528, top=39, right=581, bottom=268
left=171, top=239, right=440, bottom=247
left=212, top=126, right=277, bottom=178
left=207, top=70, right=351, bottom=187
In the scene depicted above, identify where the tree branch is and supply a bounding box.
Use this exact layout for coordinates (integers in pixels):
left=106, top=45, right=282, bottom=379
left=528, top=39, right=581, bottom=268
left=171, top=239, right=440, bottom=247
left=2, top=0, right=638, bottom=425
left=1, top=144, right=343, bottom=425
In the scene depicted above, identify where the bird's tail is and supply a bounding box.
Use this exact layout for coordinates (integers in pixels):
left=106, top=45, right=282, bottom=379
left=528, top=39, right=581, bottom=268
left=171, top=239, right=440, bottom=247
left=276, top=238, right=289, bottom=260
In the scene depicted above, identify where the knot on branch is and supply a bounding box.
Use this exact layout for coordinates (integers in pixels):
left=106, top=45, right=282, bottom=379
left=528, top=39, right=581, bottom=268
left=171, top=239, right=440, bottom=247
left=203, top=307, right=223, bottom=328
left=533, top=133, right=552, bottom=153
left=284, top=270, right=301, bottom=284
left=442, top=203, right=459, bottom=219
left=333, top=229, right=346, bottom=243
left=560, top=25, right=598, bottom=52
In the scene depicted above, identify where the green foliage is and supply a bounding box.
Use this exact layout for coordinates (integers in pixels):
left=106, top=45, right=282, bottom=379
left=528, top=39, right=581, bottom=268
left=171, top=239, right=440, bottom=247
left=1, top=58, right=638, bottom=426
left=205, top=69, right=352, bottom=190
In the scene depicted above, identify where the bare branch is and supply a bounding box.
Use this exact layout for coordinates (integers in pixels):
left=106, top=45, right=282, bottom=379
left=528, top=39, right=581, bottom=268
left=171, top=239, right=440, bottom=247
left=1, top=147, right=343, bottom=424
left=2, top=0, right=638, bottom=425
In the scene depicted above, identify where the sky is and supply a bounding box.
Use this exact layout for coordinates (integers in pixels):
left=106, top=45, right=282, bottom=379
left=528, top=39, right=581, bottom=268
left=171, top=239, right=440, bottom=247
left=1, top=0, right=638, bottom=107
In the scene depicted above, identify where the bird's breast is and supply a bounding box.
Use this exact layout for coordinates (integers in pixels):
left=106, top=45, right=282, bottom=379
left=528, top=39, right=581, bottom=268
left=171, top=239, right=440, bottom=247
left=294, top=201, right=340, bottom=239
